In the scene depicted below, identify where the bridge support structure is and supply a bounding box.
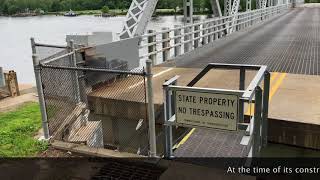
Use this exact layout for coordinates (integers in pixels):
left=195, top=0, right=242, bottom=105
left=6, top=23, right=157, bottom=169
left=119, top=0, right=158, bottom=39
left=183, top=0, right=194, bottom=24
left=210, top=0, right=222, bottom=17
left=224, top=0, right=232, bottom=16
left=246, top=0, right=252, bottom=11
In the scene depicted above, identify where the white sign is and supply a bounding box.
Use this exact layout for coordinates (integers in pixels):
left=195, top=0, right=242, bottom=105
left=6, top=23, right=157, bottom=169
left=175, top=90, right=239, bottom=131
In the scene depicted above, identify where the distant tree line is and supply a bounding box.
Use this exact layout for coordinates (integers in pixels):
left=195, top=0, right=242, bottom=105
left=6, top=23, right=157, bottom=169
left=304, top=0, right=320, bottom=3
left=0, top=0, right=214, bottom=15
left=1, top=0, right=318, bottom=15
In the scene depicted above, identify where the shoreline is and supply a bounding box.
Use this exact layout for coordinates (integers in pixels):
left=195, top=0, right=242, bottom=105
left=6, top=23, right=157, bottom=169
left=1, top=9, right=211, bottom=17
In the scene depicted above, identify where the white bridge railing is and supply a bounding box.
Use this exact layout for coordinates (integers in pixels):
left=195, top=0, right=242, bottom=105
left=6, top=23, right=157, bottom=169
left=139, top=4, right=290, bottom=65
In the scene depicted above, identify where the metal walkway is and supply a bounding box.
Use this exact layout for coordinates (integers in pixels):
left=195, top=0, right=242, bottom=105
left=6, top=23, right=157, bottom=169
left=169, top=6, right=320, bottom=157
left=174, top=129, right=251, bottom=157
left=168, top=7, right=320, bottom=75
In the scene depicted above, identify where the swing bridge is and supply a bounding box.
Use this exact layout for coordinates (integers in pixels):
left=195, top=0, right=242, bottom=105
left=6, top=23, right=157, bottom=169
left=29, top=0, right=320, bottom=161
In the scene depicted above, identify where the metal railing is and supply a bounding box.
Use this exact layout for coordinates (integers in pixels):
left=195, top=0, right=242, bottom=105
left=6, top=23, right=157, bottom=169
left=163, top=63, right=270, bottom=158
left=139, top=4, right=290, bottom=65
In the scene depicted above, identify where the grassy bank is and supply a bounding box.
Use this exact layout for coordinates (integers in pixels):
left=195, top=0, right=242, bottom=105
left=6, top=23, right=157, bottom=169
left=0, top=102, right=47, bottom=157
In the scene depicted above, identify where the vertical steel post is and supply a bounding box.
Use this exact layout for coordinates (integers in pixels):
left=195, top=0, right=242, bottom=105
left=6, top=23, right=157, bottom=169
left=244, top=14, right=247, bottom=28
left=163, top=87, right=170, bottom=158
left=236, top=15, right=240, bottom=31
left=253, top=86, right=263, bottom=157
left=162, top=28, right=170, bottom=62
left=174, top=25, right=182, bottom=57
left=262, top=71, right=270, bottom=147
left=206, top=22, right=210, bottom=43
left=148, top=30, right=157, bottom=65
left=184, top=27, right=190, bottom=53
left=239, top=68, right=246, bottom=123
left=244, top=13, right=249, bottom=28
left=223, top=18, right=228, bottom=35
left=246, top=0, right=251, bottom=11
left=183, top=0, right=193, bottom=51
left=183, top=0, right=193, bottom=24
left=207, top=22, right=212, bottom=43
left=30, top=37, right=37, bottom=54
left=218, top=19, right=222, bottom=38
left=202, top=23, right=208, bottom=45
left=69, top=40, right=81, bottom=104
left=240, top=14, right=243, bottom=30
left=194, top=25, right=200, bottom=48
left=146, top=60, right=157, bottom=157
left=163, top=87, right=173, bottom=158
left=251, top=11, right=255, bottom=26
left=213, top=21, right=217, bottom=40
left=32, top=55, right=50, bottom=139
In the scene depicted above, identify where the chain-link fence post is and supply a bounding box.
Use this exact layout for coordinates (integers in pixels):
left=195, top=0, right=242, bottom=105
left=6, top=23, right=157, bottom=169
left=30, top=37, right=36, bottom=54
left=32, top=54, right=50, bottom=139
left=69, top=40, right=81, bottom=104
left=146, top=60, right=157, bottom=157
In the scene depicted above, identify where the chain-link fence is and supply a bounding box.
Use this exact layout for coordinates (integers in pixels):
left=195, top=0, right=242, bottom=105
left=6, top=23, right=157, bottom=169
left=32, top=40, right=152, bottom=155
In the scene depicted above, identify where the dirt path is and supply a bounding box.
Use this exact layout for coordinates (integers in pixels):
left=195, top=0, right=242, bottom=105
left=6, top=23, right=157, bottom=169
left=0, top=93, right=38, bottom=113
left=0, top=83, right=38, bottom=113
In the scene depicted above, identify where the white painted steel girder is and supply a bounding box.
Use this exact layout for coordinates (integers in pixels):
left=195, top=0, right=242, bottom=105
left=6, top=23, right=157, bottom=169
left=210, top=0, right=222, bottom=17
left=262, top=0, right=268, bottom=8
left=229, top=0, right=241, bottom=33
left=120, top=0, right=158, bottom=39
left=224, top=0, right=232, bottom=16
left=246, top=0, right=252, bottom=11
left=184, top=0, right=194, bottom=24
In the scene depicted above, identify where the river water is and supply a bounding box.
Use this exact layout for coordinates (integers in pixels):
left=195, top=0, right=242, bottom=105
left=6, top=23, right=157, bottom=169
left=0, top=15, right=208, bottom=84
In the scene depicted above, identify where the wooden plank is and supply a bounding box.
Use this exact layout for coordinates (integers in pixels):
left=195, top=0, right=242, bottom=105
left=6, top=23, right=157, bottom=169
left=4, top=71, right=20, bottom=97
left=53, top=103, right=86, bottom=140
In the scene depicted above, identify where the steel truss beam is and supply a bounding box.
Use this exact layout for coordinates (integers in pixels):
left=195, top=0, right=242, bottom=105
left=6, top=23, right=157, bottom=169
left=210, top=0, right=222, bottom=17
left=256, top=0, right=261, bottom=8
left=224, top=0, right=232, bottom=16
left=262, top=0, right=268, bottom=8
left=120, top=0, right=158, bottom=39
left=246, top=0, right=252, bottom=11
left=229, top=0, right=241, bottom=33
left=184, top=0, right=194, bottom=24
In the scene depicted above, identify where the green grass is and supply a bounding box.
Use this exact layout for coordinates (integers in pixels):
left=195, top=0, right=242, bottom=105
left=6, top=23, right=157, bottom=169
left=0, top=102, right=48, bottom=157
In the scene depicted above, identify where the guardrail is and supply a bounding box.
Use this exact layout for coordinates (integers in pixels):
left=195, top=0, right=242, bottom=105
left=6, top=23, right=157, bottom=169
left=163, top=63, right=271, bottom=158
left=139, top=4, right=290, bottom=65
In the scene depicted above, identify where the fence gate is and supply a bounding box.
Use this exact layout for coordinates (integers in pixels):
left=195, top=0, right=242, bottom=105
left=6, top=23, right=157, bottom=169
left=163, top=63, right=270, bottom=158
